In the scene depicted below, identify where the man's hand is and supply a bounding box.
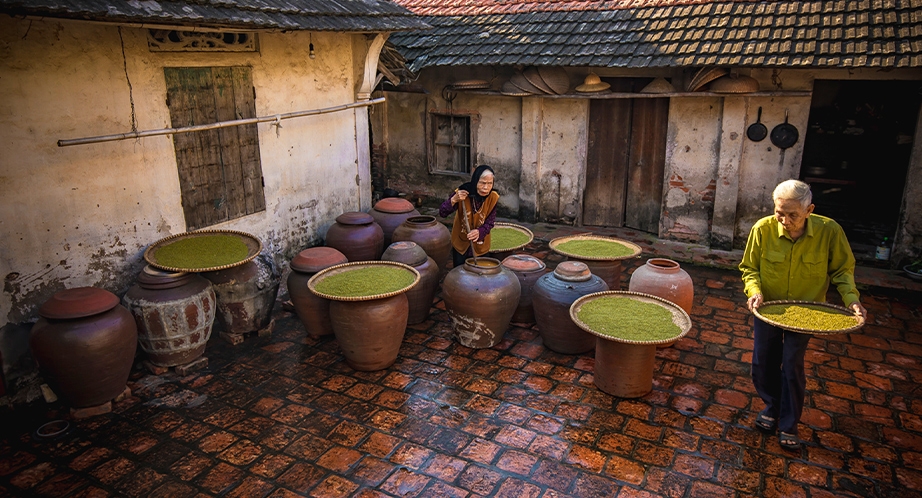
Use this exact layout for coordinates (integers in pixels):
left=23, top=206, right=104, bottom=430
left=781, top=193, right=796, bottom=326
left=747, top=293, right=763, bottom=312
left=849, top=301, right=867, bottom=319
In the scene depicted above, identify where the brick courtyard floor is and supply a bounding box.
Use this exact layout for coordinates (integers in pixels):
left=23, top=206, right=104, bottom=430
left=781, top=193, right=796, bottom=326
left=1, top=221, right=921, bottom=497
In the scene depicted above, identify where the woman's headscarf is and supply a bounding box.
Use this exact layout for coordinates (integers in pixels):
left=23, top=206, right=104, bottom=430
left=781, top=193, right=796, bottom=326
left=458, top=165, right=495, bottom=204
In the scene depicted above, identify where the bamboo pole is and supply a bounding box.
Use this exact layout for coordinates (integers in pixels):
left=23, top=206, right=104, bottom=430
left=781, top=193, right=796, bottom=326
left=57, top=97, right=386, bottom=147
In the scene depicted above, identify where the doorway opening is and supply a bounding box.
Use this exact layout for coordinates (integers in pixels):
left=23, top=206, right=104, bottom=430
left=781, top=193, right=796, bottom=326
left=801, top=79, right=920, bottom=265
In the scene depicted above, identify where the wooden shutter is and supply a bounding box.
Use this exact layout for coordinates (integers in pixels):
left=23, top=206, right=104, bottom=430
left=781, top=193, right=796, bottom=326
left=624, top=98, right=668, bottom=233
left=165, top=67, right=265, bottom=230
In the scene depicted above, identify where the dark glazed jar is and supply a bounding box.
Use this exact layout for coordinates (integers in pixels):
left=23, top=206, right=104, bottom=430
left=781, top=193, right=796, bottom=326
left=628, top=258, right=694, bottom=314
left=442, top=257, right=521, bottom=348
left=123, top=266, right=216, bottom=367
left=391, top=215, right=452, bottom=276
left=382, top=241, right=438, bottom=325
left=533, top=261, right=609, bottom=354
left=325, top=212, right=385, bottom=262
left=501, top=254, right=547, bottom=325
left=30, top=287, right=137, bottom=407
left=330, top=294, right=409, bottom=371
left=288, top=247, right=348, bottom=337
left=202, top=254, right=280, bottom=335
left=369, top=197, right=420, bottom=247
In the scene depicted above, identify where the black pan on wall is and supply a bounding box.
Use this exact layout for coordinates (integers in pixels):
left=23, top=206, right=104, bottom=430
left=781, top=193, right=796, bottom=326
left=771, top=110, right=799, bottom=149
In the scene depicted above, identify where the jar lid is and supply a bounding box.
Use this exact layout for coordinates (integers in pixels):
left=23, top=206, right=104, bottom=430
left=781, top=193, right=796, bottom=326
left=501, top=254, right=546, bottom=273
left=38, top=287, right=120, bottom=319
left=137, top=265, right=191, bottom=289
left=291, top=247, right=348, bottom=273
left=335, top=212, right=374, bottom=225
left=373, top=197, right=416, bottom=214
left=554, top=261, right=591, bottom=281
left=381, top=241, right=428, bottom=267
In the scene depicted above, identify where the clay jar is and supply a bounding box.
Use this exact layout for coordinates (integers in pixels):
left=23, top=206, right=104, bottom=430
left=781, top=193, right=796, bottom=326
left=30, top=287, right=137, bottom=407
left=325, top=212, right=385, bottom=262
left=533, top=261, right=609, bottom=354
left=501, top=254, right=547, bottom=325
left=369, top=197, right=419, bottom=246
left=628, top=258, right=694, bottom=313
left=287, top=247, right=348, bottom=337
left=381, top=241, right=438, bottom=325
left=392, top=215, right=451, bottom=276
left=202, top=254, right=280, bottom=335
left=628, top=258, right=693, bottom=348
left=123, top=266, right=216, bottom=367
left=442, top=257, right=521, bottom=348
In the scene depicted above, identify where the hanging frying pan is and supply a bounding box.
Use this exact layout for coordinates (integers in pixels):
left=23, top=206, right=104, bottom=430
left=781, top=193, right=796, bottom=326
left=771, top=110, right=799, bottom=149
left=747, top=107, right=767, bottom=142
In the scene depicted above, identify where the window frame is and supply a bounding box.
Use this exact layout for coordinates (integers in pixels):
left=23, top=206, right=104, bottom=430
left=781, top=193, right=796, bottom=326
left=426, top=110, right=480, bottom=177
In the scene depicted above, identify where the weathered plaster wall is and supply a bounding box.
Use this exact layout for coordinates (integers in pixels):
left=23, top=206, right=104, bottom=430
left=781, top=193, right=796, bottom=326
left=534, top=98, right=588, bottom=224
left=0, top=16, right=371, bottom=386
left=381, top=67, right=523, bottom=217
left=894, top=106, right=922, bottom=266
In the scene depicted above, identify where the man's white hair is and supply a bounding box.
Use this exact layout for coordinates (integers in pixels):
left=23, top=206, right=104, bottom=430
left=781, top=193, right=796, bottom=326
left=772, top=179, right=812, bottom=208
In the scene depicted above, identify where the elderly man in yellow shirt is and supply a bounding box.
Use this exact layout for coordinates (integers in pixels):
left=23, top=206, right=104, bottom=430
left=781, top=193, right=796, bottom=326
left=740, top=179, right=867, bottom=451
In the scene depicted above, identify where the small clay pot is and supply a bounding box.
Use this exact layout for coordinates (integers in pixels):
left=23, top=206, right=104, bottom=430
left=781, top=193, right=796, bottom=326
left=288, top=247, right=348, bottom=336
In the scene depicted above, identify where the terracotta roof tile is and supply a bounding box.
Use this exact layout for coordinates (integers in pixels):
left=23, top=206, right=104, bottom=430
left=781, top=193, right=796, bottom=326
left=392, top=0, right=920, bottom=70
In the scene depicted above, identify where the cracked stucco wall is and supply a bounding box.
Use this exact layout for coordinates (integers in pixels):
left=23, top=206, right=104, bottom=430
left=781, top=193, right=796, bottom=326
left=0, top=16, right=373, bottom=390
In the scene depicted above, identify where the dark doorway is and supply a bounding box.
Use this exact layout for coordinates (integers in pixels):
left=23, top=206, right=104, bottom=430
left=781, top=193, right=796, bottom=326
left=801, top=80, right=920, bottom=264
left=583, top=78, right=668, bottom=233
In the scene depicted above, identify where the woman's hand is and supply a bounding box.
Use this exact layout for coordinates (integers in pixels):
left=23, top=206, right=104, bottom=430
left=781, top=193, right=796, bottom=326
left=466, top=229, right=480, bottom=242
left=747, top=293, right=763, bottom=312
left=452, top=189, right=469, bottom=205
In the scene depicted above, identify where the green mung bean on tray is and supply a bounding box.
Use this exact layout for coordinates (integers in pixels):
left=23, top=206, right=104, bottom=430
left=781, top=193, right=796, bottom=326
left=576, top=296, right=682, bottom=342
left=758, top=303, right=858, bottom=331
left=314, top=266, right=415, bottom=298
left=556, top=239, right=634, bottom=258
left=154, top=234, right=250, bottom=269
left=490, top=227, right=531, bottom=251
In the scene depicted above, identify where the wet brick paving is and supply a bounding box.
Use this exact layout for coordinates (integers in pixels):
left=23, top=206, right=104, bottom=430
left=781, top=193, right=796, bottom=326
left=1, top=222, right=921, bottom=497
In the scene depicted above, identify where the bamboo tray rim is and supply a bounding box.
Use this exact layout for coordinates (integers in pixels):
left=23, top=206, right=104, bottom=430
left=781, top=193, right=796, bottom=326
left=489, top=222, right=535, bottom=253
left=308, top=261, right=420, bottom=302
left=144, top=229, right=262, bottom=273
left=549, top=234, right=642, bottom=261
left=754, top=300, right=865, bottom=335
left=569, top=291, right=692, bottom=345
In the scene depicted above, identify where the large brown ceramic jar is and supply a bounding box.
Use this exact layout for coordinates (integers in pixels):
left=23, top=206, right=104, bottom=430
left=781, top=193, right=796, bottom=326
left=309, top=261, right=419, bottom=371
left=325, top=212, right=385, bottom=262
left=287, top=247, right=348, bottom=337
left=501, top=254, right=547, bottom=325
left=628, top=258, right=694, bottom=313
left=442, top=257, right=521, bottom=348
left=369, top=197, right=420, bottom=246
left=202, top=254, right=280, bottom=335
left=382, top=241, right=438, bottom=324
left=392, top=215, right=452, bottom=276
left=30, top=287, right=137, bottom=407
left=123, top=266, right=216, bottom=367
left=533, top=261, right=608, bottom=354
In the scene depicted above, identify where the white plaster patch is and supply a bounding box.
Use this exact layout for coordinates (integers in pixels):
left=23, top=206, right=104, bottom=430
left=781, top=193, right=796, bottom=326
left=665, top=187, right=688, bottom=208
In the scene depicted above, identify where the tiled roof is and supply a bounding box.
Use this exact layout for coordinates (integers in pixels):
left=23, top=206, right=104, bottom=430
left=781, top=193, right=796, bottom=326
left=390, top=0, right=922, bottom=70
left=0, top=0, right=431, bottom=32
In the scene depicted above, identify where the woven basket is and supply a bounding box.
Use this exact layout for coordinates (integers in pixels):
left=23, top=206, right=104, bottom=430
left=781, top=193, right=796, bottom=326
left=308, top=261, right=419, bottom=302
left=754, top=300, right=864, bottom=335
left=549, top=234, right=642, bottom=261
left=569, top=291, right=692, bottom=346
left=144, top=229, right=261, bottom=273
left=488, top=222, right=534, bottom=253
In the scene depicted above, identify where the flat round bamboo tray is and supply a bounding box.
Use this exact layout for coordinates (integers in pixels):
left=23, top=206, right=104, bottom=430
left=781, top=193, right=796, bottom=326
left=489, top=222, right=534, bottom=253
left=549, top=235, right=642, bottom=261
left=569, top=291, right=692, bottom=346
left=754, top=300, right=864, bottom=335
left=308, top=261, right=420, bottom=302
left=144, top=229, right=261, bottom=272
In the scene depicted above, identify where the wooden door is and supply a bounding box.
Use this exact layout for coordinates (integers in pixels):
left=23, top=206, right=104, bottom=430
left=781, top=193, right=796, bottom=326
left=584, top=88, right=667, bottom=232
